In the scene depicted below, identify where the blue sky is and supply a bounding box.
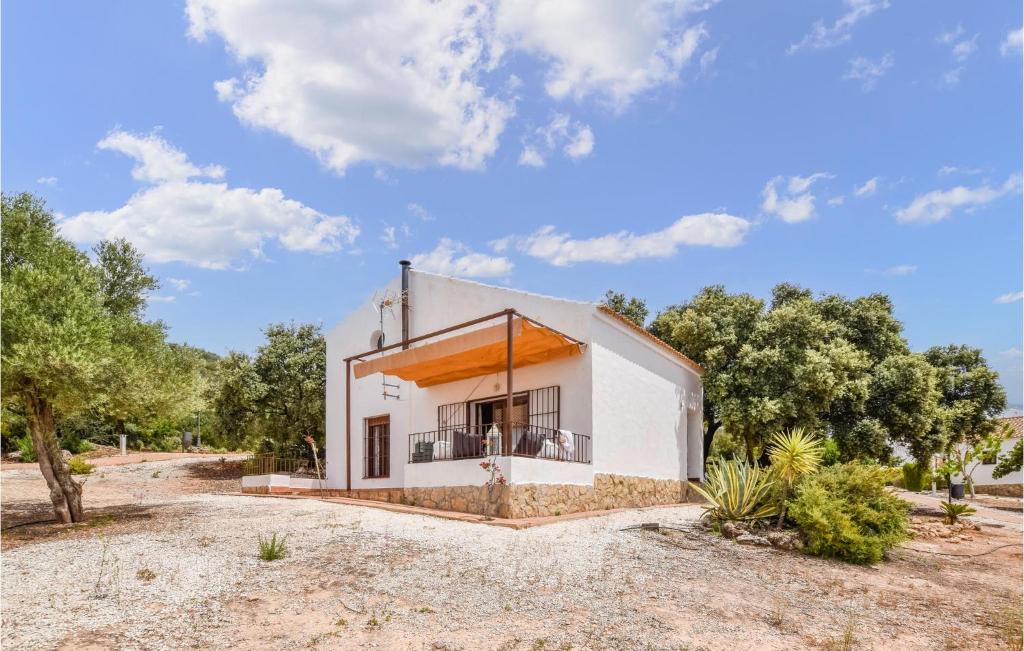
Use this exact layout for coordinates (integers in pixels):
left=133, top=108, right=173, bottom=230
left=3, top=1, right=1022, bottom=401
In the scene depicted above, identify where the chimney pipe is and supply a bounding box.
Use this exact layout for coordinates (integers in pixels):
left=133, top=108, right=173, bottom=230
left=400, top=260, right=411, bottom=349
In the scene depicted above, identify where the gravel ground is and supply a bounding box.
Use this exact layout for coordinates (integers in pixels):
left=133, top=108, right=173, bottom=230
left=2, top=459, right=1022, bottom=650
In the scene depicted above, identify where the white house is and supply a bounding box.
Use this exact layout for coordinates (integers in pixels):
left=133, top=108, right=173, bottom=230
left=247, top=262, right=705, bottom=519
left=970, top=416, right=1022, bottom=496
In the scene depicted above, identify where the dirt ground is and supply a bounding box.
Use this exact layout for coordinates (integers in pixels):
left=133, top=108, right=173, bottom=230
left=1, top=458, right=1021, bottom=651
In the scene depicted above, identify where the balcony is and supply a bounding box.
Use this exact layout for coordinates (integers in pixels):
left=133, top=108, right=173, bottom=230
left=408, top=422, right=591, bottom=465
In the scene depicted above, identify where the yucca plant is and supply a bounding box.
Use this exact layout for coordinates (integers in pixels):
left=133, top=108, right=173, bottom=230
left=768, top=428, right=824, bottom=528
left=939, top=501, right=976, bottom=524
left=690, top=458, right=778, bottom=523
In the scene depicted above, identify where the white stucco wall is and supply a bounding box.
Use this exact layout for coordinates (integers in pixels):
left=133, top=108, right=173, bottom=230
left=589, top=312, right=703, bottom=482
left=326, top=270, right=595, bottom=490
left=971, top=437, right=1022, bottom=486
left=326, top=269, right=704, bottom=491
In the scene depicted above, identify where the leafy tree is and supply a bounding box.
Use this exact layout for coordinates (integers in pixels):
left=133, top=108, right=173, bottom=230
left=252, top=323, right=326, bottom=453
left=864, top=354, right=940, bottom=463
left=650, top=284, right=953, bottom=466
left=925, top=345, right=1007, bottom=449
left=212, top=351, right=266, bottom=450
left=602, top=290, right=648, bottom=327
left=1, top=193, right=112, bottom=522
left=210, top=323, right=326, bottom=455
left=992, top=439, right=1023, bottom=479
left=716, top=289, right=868, bottom=463
left=92, top=239, right=206, bottom=450
left=649, top=285, right=762, bottom=465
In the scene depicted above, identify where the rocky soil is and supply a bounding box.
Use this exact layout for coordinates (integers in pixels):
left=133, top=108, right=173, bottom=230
left=2, top=459, right=1022, bottom=650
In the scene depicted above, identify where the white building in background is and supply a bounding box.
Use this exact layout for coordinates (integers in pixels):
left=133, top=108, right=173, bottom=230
left=970, top=416, right=1022, bottom=495
left=291, top=262, right=703, bottom=518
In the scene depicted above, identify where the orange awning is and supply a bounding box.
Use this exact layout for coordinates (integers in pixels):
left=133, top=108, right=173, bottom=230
left=353, top=318, right=583, bottom=387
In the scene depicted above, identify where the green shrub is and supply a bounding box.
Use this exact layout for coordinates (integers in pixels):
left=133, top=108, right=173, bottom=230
left=939, top=501, right=976, bottom=524
left=689, top=459, right=778, bottom=523
left=820, top=438, right=840, bottom=467
left=15, top=436, right=37, bottom=462
left=68, top=457, right=95, bottom=475
left=787, top=463, right=910, bottom=564
left=901, top=463, right=925, bottom=492
left=257, top=533, right=288, bottom=561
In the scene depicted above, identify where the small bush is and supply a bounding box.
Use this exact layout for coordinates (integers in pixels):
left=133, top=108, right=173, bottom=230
left=820, top=438, right=840, bottom=467
left=136, top=568, right=156, bottom=582
left=68, top=457, right=95, bottom=475
left=257, top=533, right=288, bottom=561
left=15, top=436, right=37, bottom=462
left=787, top=463, right=910, bottom=564
left=901, top=463, right=926, bottom=492
left=939, top=501, right=976, bottom=524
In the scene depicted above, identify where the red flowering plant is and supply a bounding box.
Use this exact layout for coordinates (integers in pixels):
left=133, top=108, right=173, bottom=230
left=480, top=458, right=507, bottom=487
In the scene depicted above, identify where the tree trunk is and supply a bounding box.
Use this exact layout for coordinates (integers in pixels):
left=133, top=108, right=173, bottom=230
left=702, top=419, right=720, bottom=470
left=26, top=395, right=84, bottom=523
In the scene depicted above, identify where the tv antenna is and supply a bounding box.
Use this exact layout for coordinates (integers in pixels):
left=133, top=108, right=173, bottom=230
left=369, top=288, right=407, bottom=399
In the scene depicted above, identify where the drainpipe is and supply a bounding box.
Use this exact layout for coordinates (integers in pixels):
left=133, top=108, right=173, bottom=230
left=400, top=260, right=411, bottom=349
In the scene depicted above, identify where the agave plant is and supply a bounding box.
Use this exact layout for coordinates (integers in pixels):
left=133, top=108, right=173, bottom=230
left=690, top=458, right=778, bottom=523
left=939, top=500, right=976, bottom=524
left=768, top=428, right=825, bottom=527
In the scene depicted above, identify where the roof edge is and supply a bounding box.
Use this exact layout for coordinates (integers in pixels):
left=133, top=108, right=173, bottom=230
left=595, top=304, right=705, bottom=377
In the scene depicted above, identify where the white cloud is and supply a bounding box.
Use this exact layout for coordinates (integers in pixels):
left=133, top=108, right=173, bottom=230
left=518, top=146, right=546, bottom=168
left=407, top=203, right=435, bottom=222
left=843, top=53, right=894, bottom=91
left=147, top=295, right=177, bottom=303
left=938, top=165, right=983, bottom=176
left=60, top=130, right=358, bottom=269
left=381, top=226, right=398, bottom=249
left=865, top=264, right=916, bottom=276
left=186, top=0, right=713, bottom=174
left=854, top=177, right=879, bottom=197
left=519, top=113, right=594, bottom=167
left=36, top=176, right=58, bottom=186
left=895, top=174, right=1022, bottom=223
left=496, top=0, right=713, bottom=109
left=827, top=195, right=846, bottom=206
left=936, top=25, right=965, bottom=46
left=995, top=291, right=1024, bottom=304
left=166, top=277, right=190, bottom=291
left=883, top=264, right=916, bottom=276
left=950, top=34, right=978, bottom=62
left=939, top=66, right=964, bottom=88
left=509, top=213, right=751, bottom=266
left=762, top=173, right=832, bottom=223
left=411, top=238, right=513, bottom=278
left=1002, top=28, right=1023, bottom=56
left=788, top=0, right=890, bottom=54
left=564, top=125, right=595, bottom=159
left=699, top=46, right=719, bottom=77
left=98, top=130, right=225, bottom=183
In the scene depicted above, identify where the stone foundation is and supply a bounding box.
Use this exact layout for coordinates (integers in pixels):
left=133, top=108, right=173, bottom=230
left=405, top=485, right=511, bottom=518
left=507, top=473, right=690, bottom=518
left=973, top=483, right=1022, bottom=498
left=242, top=473, right=692, bottom=518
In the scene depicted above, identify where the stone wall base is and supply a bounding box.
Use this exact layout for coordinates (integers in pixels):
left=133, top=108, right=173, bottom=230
left=241, top=485, right=405, bottom=502
left=242, top=473, right=692, bottom=518
left=973, top=483, right=1022, bottom=498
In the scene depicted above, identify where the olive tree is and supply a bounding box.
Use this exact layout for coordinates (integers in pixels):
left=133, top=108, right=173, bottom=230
left=1, top=194, right=112, bottom=522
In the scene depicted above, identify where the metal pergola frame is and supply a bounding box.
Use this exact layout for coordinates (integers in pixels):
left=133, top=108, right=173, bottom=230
left=342, top=308, right=585, bottom=491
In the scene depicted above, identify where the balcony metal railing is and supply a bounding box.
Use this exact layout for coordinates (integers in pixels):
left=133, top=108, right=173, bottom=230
left=408, top=422, right=591, bottom=464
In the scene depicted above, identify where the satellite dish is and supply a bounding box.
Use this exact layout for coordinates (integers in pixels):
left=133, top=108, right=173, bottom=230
left=370, top=329, right=385, bottom=350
